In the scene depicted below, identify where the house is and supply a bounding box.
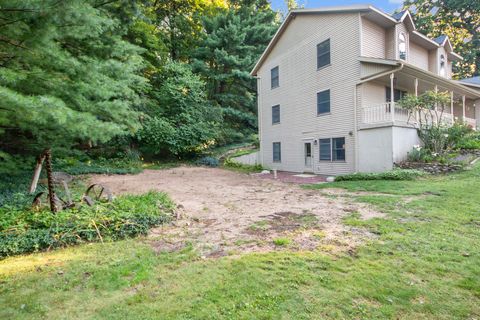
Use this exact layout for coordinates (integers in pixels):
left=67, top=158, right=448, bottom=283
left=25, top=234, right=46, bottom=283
left=251, top=4, right=480, bottom=175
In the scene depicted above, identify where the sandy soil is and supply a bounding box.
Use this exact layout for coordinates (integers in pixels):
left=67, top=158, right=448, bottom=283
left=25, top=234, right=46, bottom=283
left=90, top=166, right=384, bottom=257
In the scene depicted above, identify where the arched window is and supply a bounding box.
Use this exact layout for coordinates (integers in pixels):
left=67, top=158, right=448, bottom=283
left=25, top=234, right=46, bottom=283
left=398, top=33, right=407, bottom=60
left=440, top=54, right=446, bottom=77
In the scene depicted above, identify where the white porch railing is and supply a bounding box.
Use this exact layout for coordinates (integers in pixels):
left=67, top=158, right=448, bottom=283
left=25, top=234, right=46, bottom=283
left=362, top=103, right=410, bottom=124
left=361, top=104, right=477, bottom=129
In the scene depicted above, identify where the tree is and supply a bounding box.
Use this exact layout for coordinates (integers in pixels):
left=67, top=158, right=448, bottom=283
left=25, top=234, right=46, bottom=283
left=398, top=90, right=452, bottom=154
left=0, top=0, right=147, bottom=154
left=403, top=0, right=480, bottom=78
left=137, top=62, right=222, bottom=156
left=192, top=0, right=278, bottom=143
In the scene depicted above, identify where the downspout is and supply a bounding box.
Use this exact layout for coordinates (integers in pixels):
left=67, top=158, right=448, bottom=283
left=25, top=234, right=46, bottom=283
left=353, top=85, right=359, bottom=172
left=255, top=76, right=263, bottom=166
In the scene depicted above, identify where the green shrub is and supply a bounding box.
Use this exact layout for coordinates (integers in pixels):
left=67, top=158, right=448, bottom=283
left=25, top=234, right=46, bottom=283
left=223, top=158, right=263, bottom=173
left=0, top=191, right=174, bottom=257
left=54, top=157, right=143, bottom=175
left=195, top=156, right=219, bottom=167
left=407, top=146, right=433, bottom=162
left=273, top=238, right=291, bottom=246
left=335, top=169, right=425, bottom=182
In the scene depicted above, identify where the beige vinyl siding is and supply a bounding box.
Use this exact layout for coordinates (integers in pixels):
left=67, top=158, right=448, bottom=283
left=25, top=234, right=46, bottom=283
left=257, top=12, right=361, bottom=175
left=385, top=27, right=395, bottom=59
left=361, top=18, right=385, bottom=58
left=360, top=63, right=393, bottom=79
left=409, top=41, right=429, bottom=70
left=428, top=49, right=438, bottom=74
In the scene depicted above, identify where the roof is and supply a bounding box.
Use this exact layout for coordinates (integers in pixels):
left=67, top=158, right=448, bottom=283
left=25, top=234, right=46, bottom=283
left=251, top=4, right=462, bottom=76
left=359, top=57, right=480, bottom=98
left=391, top=10, right=407, bottom=21
left=460, top=76, right=480, bottom=85
left=434, top=35, right=448, bottom=45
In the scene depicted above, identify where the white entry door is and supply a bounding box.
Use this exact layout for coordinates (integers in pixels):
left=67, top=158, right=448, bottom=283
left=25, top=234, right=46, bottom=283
left=304, top=142, right=313, bottom=171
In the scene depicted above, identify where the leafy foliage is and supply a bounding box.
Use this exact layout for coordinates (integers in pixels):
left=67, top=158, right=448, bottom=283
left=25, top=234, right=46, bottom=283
left=223, top=157, right=263, bottom=173
left=137, top=62, right=222, bottom=156
left=335, top=169, right=425, bottom=181
left=397, top=90, right=453, bottom=154
left=0, top=192, right=174, bottom=257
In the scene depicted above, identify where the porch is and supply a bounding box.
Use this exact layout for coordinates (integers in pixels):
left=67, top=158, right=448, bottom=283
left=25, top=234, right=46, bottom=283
left=358, top=64, right=479, bottom=130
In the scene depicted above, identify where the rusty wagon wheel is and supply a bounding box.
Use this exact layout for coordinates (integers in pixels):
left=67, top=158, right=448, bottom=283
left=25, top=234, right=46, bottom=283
left=32, top=192, right=68, bottom=211
left=83, top=184, right=113, bottom=206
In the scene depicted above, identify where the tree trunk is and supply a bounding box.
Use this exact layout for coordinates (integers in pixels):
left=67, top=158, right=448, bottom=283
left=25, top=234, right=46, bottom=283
left=44, top=148, right=57, bottom=213
left=29, top=153, right=46, bottom=193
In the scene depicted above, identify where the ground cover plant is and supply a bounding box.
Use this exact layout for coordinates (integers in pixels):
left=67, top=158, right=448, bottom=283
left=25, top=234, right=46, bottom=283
left=0, top=191, right=174, bottom=257
left=1, top=164, right=479, bottom=319
left=334, top=169, right=425, bottom=181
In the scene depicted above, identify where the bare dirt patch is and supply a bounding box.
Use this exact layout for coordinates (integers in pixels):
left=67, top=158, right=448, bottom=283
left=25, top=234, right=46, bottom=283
left=89, top=166, right=384, bottom=257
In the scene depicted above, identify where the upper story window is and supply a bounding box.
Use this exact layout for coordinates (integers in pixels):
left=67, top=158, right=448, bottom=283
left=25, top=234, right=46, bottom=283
left=317, top=39, right=331, bottom=69
left=398, top=33, right=407, bottom=60
left=272, top=105, right=280, bottom=124
left=317, top=89, right=331, bottom=115
left=440, top=54, right=446, bottom=77
left=271, top=66, right=279, bottom=89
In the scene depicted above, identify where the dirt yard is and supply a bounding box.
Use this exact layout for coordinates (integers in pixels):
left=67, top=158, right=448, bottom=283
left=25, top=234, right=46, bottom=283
left=90, top=166, right=384, bottom=257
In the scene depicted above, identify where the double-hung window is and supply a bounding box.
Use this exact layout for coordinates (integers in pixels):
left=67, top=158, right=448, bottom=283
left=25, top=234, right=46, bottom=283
left=273, top=142, right=281, bottom=162
left=386, top=87, right=406, bottom=102
left=272, top=105, right=280, bottom=124
left=317, top=89, right=330, bottom=115
left=319, top=137, right=345, bottom=161
left=271, top=66, right=279, bottom=88
left=317, top=39, right=331, bottom=69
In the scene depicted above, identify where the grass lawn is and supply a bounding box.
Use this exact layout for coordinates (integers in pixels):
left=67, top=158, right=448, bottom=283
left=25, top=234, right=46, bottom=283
left=1, top=165, right=479, bottom=319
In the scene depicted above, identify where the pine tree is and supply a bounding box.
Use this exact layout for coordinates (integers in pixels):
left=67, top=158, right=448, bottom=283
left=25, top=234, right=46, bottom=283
left=192, top=0, right=278, bottom=143
left=0, top=0, right=147, bottom=154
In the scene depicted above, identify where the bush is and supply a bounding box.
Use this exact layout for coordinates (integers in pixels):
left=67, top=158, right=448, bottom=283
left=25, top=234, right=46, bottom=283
left=54, top=157, right=143, bottom=175
left=407, top=146, right=433, bottom=162
left=335, top=169, right=425, bottom=182
left=223, top=158, right=263, bottom=173
left=195, top=156, right=219, bottom=167
left=0, top=191, right=174, bottom=257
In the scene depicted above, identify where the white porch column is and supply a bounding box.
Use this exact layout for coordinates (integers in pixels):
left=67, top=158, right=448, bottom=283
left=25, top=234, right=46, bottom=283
left=414, top=78, right=418, bottom=96
left=462, top=95, right=466, bottom=120
left=390, top=73, right=395, bottom=121
left=434, top=85, right=438, bottom=111
left=450, top=91, right=454, bottom=121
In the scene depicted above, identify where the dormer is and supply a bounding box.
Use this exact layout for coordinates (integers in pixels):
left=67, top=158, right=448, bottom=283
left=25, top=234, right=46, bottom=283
left=360, top=7, right=462, bottom=79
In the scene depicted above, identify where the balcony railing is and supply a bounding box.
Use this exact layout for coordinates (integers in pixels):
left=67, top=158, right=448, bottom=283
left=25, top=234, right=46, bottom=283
left=361, top=103, right=476, bottom=129
left=362, top=103, right=409, bottom=124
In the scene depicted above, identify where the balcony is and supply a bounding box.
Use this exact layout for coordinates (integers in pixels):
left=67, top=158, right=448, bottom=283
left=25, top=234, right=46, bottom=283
left=361, top=102, right=476, bottom=129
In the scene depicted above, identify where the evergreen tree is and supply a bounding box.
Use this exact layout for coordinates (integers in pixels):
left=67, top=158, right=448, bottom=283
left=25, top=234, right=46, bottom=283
left=192, top=1, right=278, bottom=143
left=0, top=0, right=148, bottom=154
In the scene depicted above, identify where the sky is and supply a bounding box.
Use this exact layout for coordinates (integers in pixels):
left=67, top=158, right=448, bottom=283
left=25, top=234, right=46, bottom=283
left=269, top=0, right=404, bottom=15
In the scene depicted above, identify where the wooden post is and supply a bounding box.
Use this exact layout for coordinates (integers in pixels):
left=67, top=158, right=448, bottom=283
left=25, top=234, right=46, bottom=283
left=29, top=152, right=46, bottom=193
left=44, top=148, right=57, bottom=213
left=450, top=92, right=454, bottom=121
left=462, top=95, right=466, bottom=120
left=414, top=78, right=418, bottom=96
left=390, top=73, right=395, bottom=121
